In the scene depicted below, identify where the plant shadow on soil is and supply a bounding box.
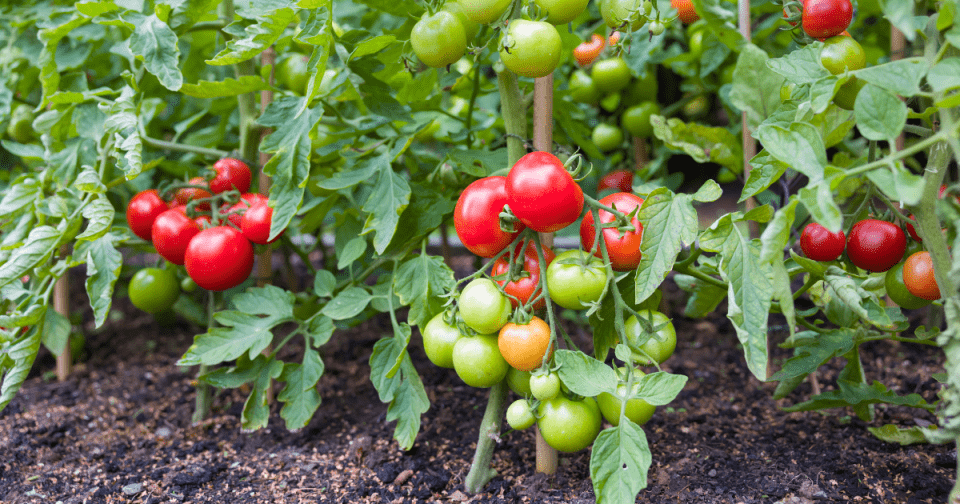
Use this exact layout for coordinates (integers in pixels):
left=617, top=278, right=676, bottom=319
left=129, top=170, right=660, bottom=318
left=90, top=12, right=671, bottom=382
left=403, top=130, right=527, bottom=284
left=0, top=264, right=955, bottom=504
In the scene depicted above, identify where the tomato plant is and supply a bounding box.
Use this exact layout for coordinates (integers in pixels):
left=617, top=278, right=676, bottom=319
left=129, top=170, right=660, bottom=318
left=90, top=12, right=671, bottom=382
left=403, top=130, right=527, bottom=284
left=411, top=11, right=467, bottom=69
left=128, top=268, right=180, bottom=314
left=152, top=207, right=204, bottom=266
left=903, top=251, right=941, bottom=301
left=458, top=0, right=512, bottom=24
left=459, top=278, right=511, bottom=335
left=529, top=371, right=561, bottom=401
left=422, top=312, right=462, bottom=369
left=624, top=310, right=677, bottom=365
left=591, top=58, right=632, bottom=93
left=453, top=334, right=510, bottom=388
left=621, top=101, right=659, bottom=138
left=592, top=123, right=624, bottom=152
left=126, top=189, right=170, bottom=242
left=241, top=200, right=282, bottom=245
left=596, top=370, right=656, bottom=426
left=535, top=0, right=589, bottom=25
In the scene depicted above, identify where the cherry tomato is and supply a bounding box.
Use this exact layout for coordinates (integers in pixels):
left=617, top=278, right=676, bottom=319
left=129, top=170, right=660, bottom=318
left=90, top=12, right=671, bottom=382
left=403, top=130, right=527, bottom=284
left=535, top=0, right=589, bottom=25
left=411, top=11, right=467, bottom=68
left=802, top=0, right=852, bottom=40
left=591, top=58, right=632, bottom=93
left=227, top=193, right=267, bottom=228
left=421, top=312, right=462, bottom=369
left=884, top=262, right=933, bottom=310
left=491, top=241, right=556, bottom=310
left=672, top=0, right=700, bottom=23
left=608, top=31, right=621, bottom=46
left=596, top=369, right=655, bottom=426
left=184, top=226, right=255, bottom=291
left=529, top=372, right=561, bottom=401
left=621, top=101, right=660, bottom=138
left=126, top=189, right=170, bottom=241
left=846, top=219, right=906, bottom=273
left=573, top=34, right=605, bottom=66
left=537, top=395, right=602, bottom=452
left=569, top=70, right=601, bottom=104
left=210, top=158, right=252, bottom=194
left=903, top=251, right=941, bottom=301
left=546, top=250, right=608, bottom=310
left=128, top=267, right=180, bottom=314
left=277, top=55, right=309, bottom=95
left=624, top=310, right=677, bottom=365
left=499, top=19, right=562, bottom=79
left=506, top=399, right=536, bottom=430
left=459, top=278, right=512, bottom=335
left=799, top=222, right=846, bottom=261
left=498, top=316, right=552, bottom=372
left=241, top=200, right=282, bottom=245
left=454, top=176, right=525, bottom=258
left=507, top=367, right=533, bottom=396
left=453, top=333, right=509, bottom=388
left=580, top=192, right=645, bottom=271
left=833, top=77, right=865, bottom=110
left=151, top=206, right=203, bottom=265
left=6, top=103, right=36, bottom=144
left=505, top=151, right=585, bottom=233
left=820, top=35, right=866, bottom=75
left=598, top=170, right=634, bottom=193
left=599, top=0, right=645, bottom=30
left=175, top=176, right=212, bottom=210
left=623, top=68, right=658, bottom=104
left=457, top=0, right=512, bottom=24
left=592, top=123, right=624, bottom=152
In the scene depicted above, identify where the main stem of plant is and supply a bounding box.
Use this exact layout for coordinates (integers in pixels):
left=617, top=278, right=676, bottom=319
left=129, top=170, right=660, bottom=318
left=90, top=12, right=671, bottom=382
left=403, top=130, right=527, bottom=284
left=192, top=291, right=217, bottom=425
left=463, top=68, right=527, bottom=494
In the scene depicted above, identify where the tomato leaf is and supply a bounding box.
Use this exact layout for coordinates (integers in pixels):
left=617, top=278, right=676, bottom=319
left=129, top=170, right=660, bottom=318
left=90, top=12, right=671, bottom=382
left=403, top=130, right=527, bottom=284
left=369, top=325, right=430, bottom=451
left=129, top=14, right=183, bottom=91
left=730, top=44, right=785, bottom=131
left=864, top=162, right=924, bottom=206
left=322, top=287, right=373, bottom=320
left=770, top=329, right=856, bottom=383
left=0, top=226, right=61, bottom=290
left=590, top=420, right=651, bottom=504
left=634, top=188, right=698, bottom=304
left=0, top=177, right=41, bottom=219
left=83, top=235, right=123, bottom=328
left=207, top=8, right=296, bottom=66
left=203, top=354, right=285, bottom=431
left=854, top=59, right=928, bottom=98
left=650, top=115, right=743, bottom=173
left=798, top=180, right=842, bottom=233
left=928, top=58, right=960, bottom=93
left=766, top=44, right=829, bottom=84
left=277, top=348, right=325, bottom=431
left=0, top=328, right=42, bottom=414
left=878, top=0, right=922, bottom=41
left=868, top=424, right=937, bottom=446
left=759, top=197, right=798, bottom=264
left=854, top=84, right=908, bottom=141
left=393, top=254, right=456, bottom=328
left=673, top=273, right=727, bottom=318
left=361, top=154, right=412, bottom=254
left=554, top=349, right=618, bottom=397
left=313, top=270, right=336, bottom=298
left=755, top=121, right=826, bottom=183
left=782, top=378, right=931, bottom=413
left=180, top=76, right=272, bottom=98
left=632, top=371, right=687, bottom=406
left=77, top=197, right=114, bottom=242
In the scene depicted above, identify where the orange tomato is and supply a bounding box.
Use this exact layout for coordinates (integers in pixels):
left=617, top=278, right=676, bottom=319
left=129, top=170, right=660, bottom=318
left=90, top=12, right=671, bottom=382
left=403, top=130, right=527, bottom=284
left=573, top=33, right=605, bottom=66
left=498, top=316, right=553, bottom=372
left=903, top=251, right=941, bottom=301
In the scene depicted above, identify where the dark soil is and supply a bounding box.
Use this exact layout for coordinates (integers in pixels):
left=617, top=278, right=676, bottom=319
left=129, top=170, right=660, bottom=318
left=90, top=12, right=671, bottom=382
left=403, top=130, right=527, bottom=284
left=0, top=267, right=955, bottom=504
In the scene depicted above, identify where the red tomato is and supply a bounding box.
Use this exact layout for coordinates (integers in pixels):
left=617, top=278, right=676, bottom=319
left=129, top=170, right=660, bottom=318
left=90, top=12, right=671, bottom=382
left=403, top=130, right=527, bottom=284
left=491, top=241, right=556, bottom=310
left=454, top=176, right=526, bottom=258
left=209, top=158, right=252, bottom=194
left=580, top=192, right=644, bottom=271
left=505, top=152, right=584, bottom=233
left=802, top=0, right=852, bottom=39
left=846, top=219, right=906, bottom=273
left=127, top=189, right=170, bottom=241
left=175, top=176, right=212, bottom=210
left=241, top=200, right=282, bottom=245
left=227, top=193, right=267, bottom=228
left=573, top=34, right=605, bottom=66
left=799, top=223, right=845, bottom=261
left=152, top=207, right=203, bottom=266
left=597, top=170, right=633, bottom=193
left=184, top=226, right=255, bottom=291
left=672, top=0, right=700, bottom=24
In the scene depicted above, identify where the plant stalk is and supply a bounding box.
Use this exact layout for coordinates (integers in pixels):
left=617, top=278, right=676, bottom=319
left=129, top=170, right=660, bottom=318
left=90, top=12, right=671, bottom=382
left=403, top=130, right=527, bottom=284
left=192, top=291, right=217, bottom=425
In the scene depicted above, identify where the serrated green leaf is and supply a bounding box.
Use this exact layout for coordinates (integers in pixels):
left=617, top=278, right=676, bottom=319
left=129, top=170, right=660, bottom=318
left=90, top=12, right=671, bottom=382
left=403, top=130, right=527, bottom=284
left=278, top=348, right=324, bottom=430
left=868, top=424, right=935, bottom=446
left=555, top=349, right=618, bottom=397
left=0, top=226, right=61, bottom=290
left=202, top=355, right=284, bottom=432
left=180, top=75, right=272, bottom=98
left=0, top=329, right=42, bottom=413
left=369, top=326, right=429, bottom=450
left=77, top=197, right=114, bottom=241
left=740, top=151, right=787, bottom=203
left=928, top=58, right=960, bottom=93
left=84, top=235, right=123, bottom=328
left=759, top=198, right=797, bottom=264
left=730, top=44, right=786, bottom=131
left=361, top=156, right=411, bottom=254
left=393, top=254, right=456, bottom=328
left=650, top=116, right=742, bottom=172
left=755, top=121, right=826, bottom=182
left=770, top=329, right=855, bottom=382
left=635, top=189, right=697, bottom=304
left=350, top=35, right=397, bottom=60
left=0, top=177, right=42, bottom=218
left=632, top=371, right=687, bottom=405
left=74, top=167, right=107, bottom=194
left=854, top=59, right=928, bottom=97
left=673, top=273, right=727, bottom=318
left=207, top=8, right=297, bottom=65
left=322, top=287, right=372, bottom=320
left=798, top=181, right=842, bottom=233
left=336, top=237, right=367, bottom=270
left=313, top=270, right=336, bottom=298
left=129, top=15, right=182, bottom=91
left=766, top=44, right=829, bottom=83
left=40, top=307, right=70, bottom=357
left=865, top=162, right=924, bottom=206
left=855, top=84, right=908, bottom=141
left=783, top=379, right=932, bottom=412
left=590, top=421, right=651, bottom=504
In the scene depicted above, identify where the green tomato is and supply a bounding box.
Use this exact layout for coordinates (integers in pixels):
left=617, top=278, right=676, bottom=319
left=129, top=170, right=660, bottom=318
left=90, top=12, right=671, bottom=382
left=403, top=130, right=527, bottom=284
left=507, top=367, right=532, bottom=396
left=591, top=58, right=632, bottom=93
left=180, top=276, right=198, bottom=293
left=442, top=0, right=480, bottom=41
left=623, top=68, right=658, bottom=104
left=6, top=103, right=35, bottom=144
left=457, top=0, right=512, bottom=24
left=599, top=0, right=645, bottom=30
left=411, top=11, right=467, bottom=68
left=535, top=0, right=590, bottom=24
left=546, top=250, right=608, bottom=310
left=624, top=310, right=677, bottom=365
left=499, top=19, right=562, bottom=79
left=506, top=399, right=536, bottom=430
left=621, top=101, right=660, bottom=138
left=459, top=278, right=511, bottom=334
left=129, top=268, right=180, bottom=314
left=599, top=92, right=622, bottom=113
left=688, top=29, right=705, bottom=60
left=596, top=370, right=656, bottom=426
left=277, top=55, right=309, bottom=95
left=648, top=20, right=665, bottom=36
left=820, top=35, right=866, bottom=75
left=453, top=333, right=509, bottom=388
left=885, top=262, right=933, bottom=310
left=592, top=123, right=624, bottom=152
left=716, top=166, right=738, bottom=183
left=833, top=77, right=865, bottom=111
left=569, top=70, right=601, bottom=104
left=682, top=94, right=709, bottom=119
left=422, top=312, right=462, bottom=368
left=529, top=372, right=561, bottom=401
left=537, top=395, right=602, bottom=452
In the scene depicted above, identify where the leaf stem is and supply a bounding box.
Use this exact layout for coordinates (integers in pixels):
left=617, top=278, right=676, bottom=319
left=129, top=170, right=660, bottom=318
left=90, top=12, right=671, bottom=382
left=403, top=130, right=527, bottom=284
left=141, top=135, right=231, bottom=159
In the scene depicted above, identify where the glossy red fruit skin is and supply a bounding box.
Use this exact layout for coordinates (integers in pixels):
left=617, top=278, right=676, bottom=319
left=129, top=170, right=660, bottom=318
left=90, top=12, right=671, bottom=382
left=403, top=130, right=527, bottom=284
left=799, top=223, right=845, bottom=261
left=454, top=176, right=525, bottom=258
left=505, top=151, right=585, bottom=233
left=210, top=158, right=252, bottom=194
left=127, top=189, right=170, bottom=241
left=184, top=226, right=255, bottom=291
left=151, top=207, right=202, bottom=266
left=802, top=0, right=852, bottom=39
left=598, top=170, right=633, bottom=193
left=227, top=193, right=268, bottom=228
left=846, top=219, right=906, bottom=273
left=491, top=242, right=556, bottom=310
left=580, top=192, right=645, bottom=271
left=241, top=201, right=282, bottom=245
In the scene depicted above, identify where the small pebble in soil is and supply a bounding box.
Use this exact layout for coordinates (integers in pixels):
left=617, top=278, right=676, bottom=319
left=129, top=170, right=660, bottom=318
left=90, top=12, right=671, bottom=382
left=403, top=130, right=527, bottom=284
left=122, top=483, right=143, bottom=495
left=708, top=469, right=717, bottom=477
left=156, top=426, right=172, bottom=438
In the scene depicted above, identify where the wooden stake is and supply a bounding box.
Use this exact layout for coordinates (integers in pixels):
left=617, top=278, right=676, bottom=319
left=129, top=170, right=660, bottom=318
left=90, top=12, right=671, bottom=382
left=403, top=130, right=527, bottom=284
left=891, top=25, right=906, bottom=152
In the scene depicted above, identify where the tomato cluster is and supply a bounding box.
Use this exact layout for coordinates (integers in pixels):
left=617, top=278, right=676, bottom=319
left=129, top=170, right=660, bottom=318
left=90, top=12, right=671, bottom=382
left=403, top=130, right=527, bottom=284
left=125, top=159, right=285, bottom=294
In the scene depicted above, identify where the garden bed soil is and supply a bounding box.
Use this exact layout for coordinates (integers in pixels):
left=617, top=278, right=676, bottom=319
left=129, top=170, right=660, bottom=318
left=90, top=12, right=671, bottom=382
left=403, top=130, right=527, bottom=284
left=0, top=268, right=955, bottom=504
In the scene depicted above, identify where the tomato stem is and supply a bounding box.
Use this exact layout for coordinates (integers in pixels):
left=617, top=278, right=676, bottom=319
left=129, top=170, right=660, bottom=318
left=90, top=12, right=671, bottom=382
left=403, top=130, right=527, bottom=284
left=192, top=290, right=217, bottom=425
left=463, top=379, right=508, bottom=493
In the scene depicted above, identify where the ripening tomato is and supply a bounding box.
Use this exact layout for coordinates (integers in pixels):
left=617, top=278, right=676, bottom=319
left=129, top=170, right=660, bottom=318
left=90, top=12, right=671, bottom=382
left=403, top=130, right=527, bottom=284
left=799, top=222, right=846, bottom=261
left=227, top=193, right=267, bottom=228
left=672, top=0, right=700, bottom=23
left=598, top=170, right=633, bottom=193
left=884, top=262, right=933, bottom=310
left=210, top=158, right=252, bottom=194
left=499, top=19, right=562, bottom=79
left=411, top=11, right=467, bottom=68
left=241, top=200, right=282, bottom=245
left=184, top=226, right=255, bottom=291
left=802, top=0, right=852, bottom=40
left=580, top=192, right=645, bottom=271
left=151, top=206, right=203, bottom=265
left=127, top=189, right=170, bottom=241
left=505, top=151, right=585, bottom=233
left=903, top=251, right=941, bottom=301
left=491, top=241, right=556, bottom=310
left=573, top=34, right=605, bottom=66
left=846, top=219, right=906, bottom=273
left=454, top=176, right=525, bottom=258
left=498, top=316, right=553, bottom=372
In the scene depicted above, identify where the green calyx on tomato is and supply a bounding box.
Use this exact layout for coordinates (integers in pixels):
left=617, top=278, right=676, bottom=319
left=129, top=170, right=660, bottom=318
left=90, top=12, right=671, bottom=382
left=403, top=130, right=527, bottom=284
left=129, top=267, right=180, bottom=314
left=459, top=278, right=511, bottom=334
left=546, top=250, right=608, bottom=310
left=422, top=312, right=462, bottom=369
left=453, top=333, right=510, bottom=388
left=624, top=310, right=677, bottom=365
left=499, top=20, right=562, bottom=79
left=411, top=11, right=467, bottom=69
